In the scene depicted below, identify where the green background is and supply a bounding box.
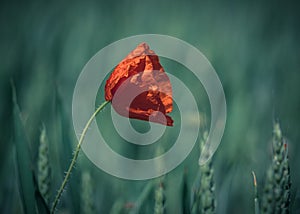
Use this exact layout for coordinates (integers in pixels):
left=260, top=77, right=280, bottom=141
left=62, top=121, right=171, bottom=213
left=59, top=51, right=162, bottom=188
left=1, top=0, right=299, bottom=213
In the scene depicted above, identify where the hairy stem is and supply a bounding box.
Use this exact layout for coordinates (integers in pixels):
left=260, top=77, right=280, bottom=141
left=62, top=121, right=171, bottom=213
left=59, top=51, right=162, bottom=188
left=51, top=101, right=109, bottom=213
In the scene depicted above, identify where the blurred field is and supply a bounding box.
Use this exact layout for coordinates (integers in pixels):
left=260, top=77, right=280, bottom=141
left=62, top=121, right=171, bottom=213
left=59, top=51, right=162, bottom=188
left=1, top=0, right=300, bottom=213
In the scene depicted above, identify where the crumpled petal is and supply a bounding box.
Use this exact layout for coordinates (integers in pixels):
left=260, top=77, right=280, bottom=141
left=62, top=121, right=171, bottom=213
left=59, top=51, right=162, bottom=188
left=105, top=43, right=173, bottom=126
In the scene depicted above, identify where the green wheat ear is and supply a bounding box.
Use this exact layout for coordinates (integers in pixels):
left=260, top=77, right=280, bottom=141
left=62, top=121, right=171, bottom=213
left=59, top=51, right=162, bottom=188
left=261, top=122, right=291, bottom=214
left=154, top=182, right=165, bottom=214
left=38, top=125, right=51, bottom=206
left=191, top=131, right=216, bottom=214
left=81, top=171, right=95, bottom=214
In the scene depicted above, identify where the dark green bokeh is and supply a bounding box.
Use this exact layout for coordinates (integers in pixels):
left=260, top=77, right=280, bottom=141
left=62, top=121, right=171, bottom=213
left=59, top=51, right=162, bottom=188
left=1, top=0, right=299, bottom=213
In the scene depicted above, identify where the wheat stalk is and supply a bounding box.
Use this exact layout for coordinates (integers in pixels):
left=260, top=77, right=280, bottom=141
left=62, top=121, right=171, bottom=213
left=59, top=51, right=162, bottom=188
left=191, top=131, right=216, bottom=214
left=81, top=171, right=95, bottom=213
left=261, top=122, right=291, bottom=214
left=154, top=181, right=165, bottom=214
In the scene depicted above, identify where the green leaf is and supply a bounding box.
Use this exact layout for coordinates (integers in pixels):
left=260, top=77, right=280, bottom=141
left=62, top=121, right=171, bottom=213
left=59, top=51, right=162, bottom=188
left=12, top=81, right=36, bottom=214
left=182, top=169, right=190, bottom=214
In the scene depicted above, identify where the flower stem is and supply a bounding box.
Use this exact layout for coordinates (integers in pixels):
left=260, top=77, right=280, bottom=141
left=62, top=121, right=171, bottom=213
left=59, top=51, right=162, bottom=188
left=51, top=101, right=109, bottom=213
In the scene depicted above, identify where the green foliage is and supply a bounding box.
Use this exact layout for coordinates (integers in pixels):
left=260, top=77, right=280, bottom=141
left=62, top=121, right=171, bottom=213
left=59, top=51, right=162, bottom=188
left=8, top=84, right=296, bottom=214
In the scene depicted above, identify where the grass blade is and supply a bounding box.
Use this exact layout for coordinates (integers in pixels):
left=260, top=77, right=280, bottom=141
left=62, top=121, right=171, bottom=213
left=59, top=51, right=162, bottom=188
left=129, top=182, right=153, bottom=214
left=33, top=172, right=50, bottom=214
left=80, top=171, right=95, bottom=213
left=252, top=171, right=260, bottom=214
left=12, top=81, right=36, bottom=214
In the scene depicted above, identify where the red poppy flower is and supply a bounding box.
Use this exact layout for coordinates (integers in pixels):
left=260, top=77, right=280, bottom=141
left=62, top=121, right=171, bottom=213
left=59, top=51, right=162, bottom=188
left=105, top=43, right=173, bottom=126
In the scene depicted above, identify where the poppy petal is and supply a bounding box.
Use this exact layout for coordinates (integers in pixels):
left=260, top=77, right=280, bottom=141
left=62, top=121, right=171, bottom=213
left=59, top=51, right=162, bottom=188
left=105, top=43, right=173, bottom=126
